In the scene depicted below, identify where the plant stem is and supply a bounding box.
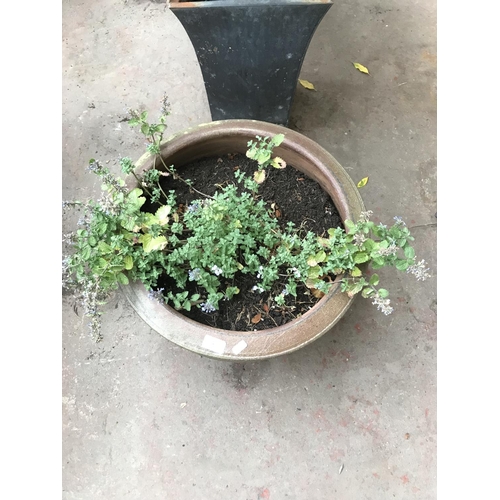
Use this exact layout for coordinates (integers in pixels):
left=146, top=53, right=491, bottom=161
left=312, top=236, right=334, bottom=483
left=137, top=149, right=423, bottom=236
left=152, top=155, right=170, bottom=202
left=155, top=152, right=215, bottom=200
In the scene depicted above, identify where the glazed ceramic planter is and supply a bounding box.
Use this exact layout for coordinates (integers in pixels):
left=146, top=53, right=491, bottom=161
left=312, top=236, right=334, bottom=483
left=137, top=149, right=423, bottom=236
left=121, top=120, right=364, bottom=360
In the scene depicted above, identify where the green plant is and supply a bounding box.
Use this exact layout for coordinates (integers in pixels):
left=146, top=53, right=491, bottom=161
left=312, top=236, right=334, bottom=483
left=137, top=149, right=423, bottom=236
left=62, top=96, right=431, bottom=341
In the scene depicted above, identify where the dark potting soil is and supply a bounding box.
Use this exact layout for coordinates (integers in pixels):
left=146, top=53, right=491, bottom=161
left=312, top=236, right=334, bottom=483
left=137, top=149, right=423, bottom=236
left=150, top=153, right=343, bottom=331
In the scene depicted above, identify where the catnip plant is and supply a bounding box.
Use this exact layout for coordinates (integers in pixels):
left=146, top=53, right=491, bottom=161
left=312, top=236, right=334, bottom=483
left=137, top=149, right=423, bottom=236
left=62, top=95, right=431, bottom=341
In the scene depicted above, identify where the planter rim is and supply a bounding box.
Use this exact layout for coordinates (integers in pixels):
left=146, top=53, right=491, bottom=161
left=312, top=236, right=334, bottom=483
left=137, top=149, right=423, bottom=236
left=170, top=0, right=334, bottom=9
left=121, top=119, right=365, bottom=360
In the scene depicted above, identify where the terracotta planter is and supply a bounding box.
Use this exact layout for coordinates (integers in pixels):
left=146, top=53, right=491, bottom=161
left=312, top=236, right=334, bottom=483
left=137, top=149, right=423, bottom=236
left=121, top=120, right=364, bottom=360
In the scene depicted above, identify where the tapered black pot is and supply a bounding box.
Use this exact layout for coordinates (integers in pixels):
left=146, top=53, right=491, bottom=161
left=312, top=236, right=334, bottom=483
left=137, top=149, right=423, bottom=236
left=170, top=0, right=333, bottom=125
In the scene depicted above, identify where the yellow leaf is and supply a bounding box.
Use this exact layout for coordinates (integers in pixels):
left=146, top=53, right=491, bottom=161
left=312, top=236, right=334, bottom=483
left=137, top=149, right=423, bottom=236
left=254, top=170, right=266, bottom=184
left=299, top=79, right=316, bottom=90
left=357, top=177, right=369, bottom=188
left=270, top=156, right=286, bottom=169
left=353, top=62, right=370, bottom=74
left=307, top=255, right=318, bottom=267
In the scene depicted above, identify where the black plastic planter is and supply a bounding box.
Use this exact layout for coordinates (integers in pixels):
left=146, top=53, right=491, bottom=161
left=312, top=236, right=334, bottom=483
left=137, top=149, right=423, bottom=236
left=170, top=0, right=333, bottom=125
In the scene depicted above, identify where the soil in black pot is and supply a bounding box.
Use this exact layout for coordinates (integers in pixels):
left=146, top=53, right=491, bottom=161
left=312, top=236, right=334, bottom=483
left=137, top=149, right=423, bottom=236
left=146, top=153, right=343, bottom=331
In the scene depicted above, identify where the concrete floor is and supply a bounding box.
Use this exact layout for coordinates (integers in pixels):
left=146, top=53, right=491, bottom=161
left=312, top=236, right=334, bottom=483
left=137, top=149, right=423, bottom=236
left=62, top=0, right=436, bottom=498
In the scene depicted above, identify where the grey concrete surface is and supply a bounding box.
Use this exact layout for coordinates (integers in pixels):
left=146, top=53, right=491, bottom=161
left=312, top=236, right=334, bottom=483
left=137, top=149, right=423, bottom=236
left=62, top=0, right=436, bottom=498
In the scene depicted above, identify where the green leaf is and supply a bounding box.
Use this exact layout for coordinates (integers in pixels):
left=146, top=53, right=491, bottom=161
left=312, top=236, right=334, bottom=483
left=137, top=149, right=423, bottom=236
left=225, top=287, right=240, bottom=300
left=121, top=217, right=136, bottom=231
left=307, top=265, right=322, bottom=279
left=404, top=246, right=415, bottom=259
left=395, top=260, right=410, bottom=271
left=128, top=119, right=139, bottom=126
left=246, top=149, right=257, bottom=160
left=256, top=150, right=271, bottom=165
left=349, top=282, right=364, bottom=296
left=183, top=301, right=191, bottom=312
left=362, top=287, right=375, bottom=298
left=140, top=111, right=148, bottom=121
left=141, top=123, right=150, bottom=136
left=377, top=288, right=389, bottom=298
left=117, top=273, right=129, bottom=285
left=95, top=257, right=108, bottom=270
left=271, top=134, right=285, bottom=146
left=127, top=188, right=146, bottom=210
left=351, top=266, right=362, bottom=277
left=369, top=273, right=380, bottom=286
left=98, top=241, right=113, bottom=254
left=344, top=220, right=357, bottom=233
left=81, top=245, right=91, bottom=260
left=139, top=234, right=168, bottom=253
left=315, top=250, right=327, bottom=263
left=123, top=255, right=133, bottom=270
left=95, top=221, right=108, bottom=236
left=357, top=177, right=369, bottom=188
left=353, top=252, right=370, bottom=264
left=363, top=239, right=375, bottom=252
left=191, top=294, right=200, bottom=302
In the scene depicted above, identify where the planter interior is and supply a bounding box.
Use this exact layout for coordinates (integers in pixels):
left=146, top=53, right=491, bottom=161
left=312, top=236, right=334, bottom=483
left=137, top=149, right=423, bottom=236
left=121, top=120, right=364, bottom=360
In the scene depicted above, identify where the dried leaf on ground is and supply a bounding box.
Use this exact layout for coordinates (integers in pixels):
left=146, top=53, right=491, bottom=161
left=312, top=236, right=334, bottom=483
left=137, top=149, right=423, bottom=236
left=357, top=177, right=369, bottom=188
left=299, top=79, right=316, bottom=90
left=251, top=313, right=262, bottom=324
left=353, top=62, right=370, bottom=74
left=311, top=288, right=325, bottom=299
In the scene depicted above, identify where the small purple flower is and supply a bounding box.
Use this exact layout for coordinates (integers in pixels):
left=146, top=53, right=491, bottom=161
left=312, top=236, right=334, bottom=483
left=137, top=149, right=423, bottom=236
left=211, top=265, right=223, bottom=276
left=188, top=268, right=201, bottom=281
left=187, top=201, right=201, bottom=213
left=257, top=265, right=264, bottom=279
left=407, top=259, right=431, bottom=281
left=372, top=294, right=393, bottom=315
left=148, top=288, right=165, bottom=303
left=393, top=216, right=406, bottom=226
left=200, top=301, right=216, bottom=313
